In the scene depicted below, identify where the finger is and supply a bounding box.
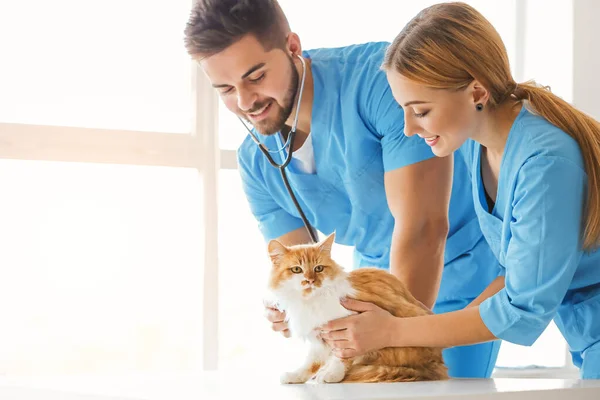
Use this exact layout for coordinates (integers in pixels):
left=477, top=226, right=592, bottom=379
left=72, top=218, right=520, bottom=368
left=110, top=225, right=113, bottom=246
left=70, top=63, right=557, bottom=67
left=262, top=298, right=274, bottom=308
left=272, top=321, right=288, bottom=332
left=333, top=348, right=356, bottom=359
left=315, top=331, right=324, bottom=341
left=263, top=300, right=283, bottom=313
left=321, top=335, right=350, bottom=348
left=263, top=298, right=283, bottom=309
left=265, top=309, right=286, bottom=323
left=330, top=339, right=351, bottom=350
left=340, top=298, right=377, bottom=313
left=321, top=315, right=357, bottom=332
left=320, top=329, right=349, bottom=341
left=282, top=329, right=291, bottom=338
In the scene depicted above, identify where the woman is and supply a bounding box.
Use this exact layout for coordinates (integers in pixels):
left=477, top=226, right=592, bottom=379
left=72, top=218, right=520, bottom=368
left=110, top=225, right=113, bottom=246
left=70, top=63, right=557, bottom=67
left=319, top=2, right=600, bottom=379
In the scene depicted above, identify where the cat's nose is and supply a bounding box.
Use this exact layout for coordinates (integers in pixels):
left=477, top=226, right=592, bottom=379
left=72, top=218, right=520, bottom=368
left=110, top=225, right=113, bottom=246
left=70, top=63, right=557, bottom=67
left=305, top=278, right=315, bottom=284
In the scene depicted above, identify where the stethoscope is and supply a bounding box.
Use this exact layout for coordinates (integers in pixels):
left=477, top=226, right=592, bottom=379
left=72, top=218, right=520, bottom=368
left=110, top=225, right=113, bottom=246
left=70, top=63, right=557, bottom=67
left=237, top=54, right=318, bottom=243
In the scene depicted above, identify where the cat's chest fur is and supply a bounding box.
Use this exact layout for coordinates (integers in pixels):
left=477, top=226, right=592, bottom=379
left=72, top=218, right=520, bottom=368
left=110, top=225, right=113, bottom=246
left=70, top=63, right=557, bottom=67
left=273, top=277, right=356, bottom=338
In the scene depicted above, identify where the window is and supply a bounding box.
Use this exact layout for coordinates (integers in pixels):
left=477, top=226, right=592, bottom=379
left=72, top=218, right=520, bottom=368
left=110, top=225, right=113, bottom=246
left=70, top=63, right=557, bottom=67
left=0, top=161, right=204, bottom=375
left=0, top=0, right=192, bottom=133
left=0, top=0, right=207, bottom=377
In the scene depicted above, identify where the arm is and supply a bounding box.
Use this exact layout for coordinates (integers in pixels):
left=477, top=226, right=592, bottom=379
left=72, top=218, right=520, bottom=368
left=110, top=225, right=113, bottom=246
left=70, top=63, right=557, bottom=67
left=396, top=270, right=505, bottom=348
left=365, top=66, right=451, bottom=309
left=237, top=148, right=307, bottom=241
left=320, top=298, right=495, bottom=358
left=389, top=274, right=504, bottom=348
left=345, top=275, right=503, bottom=350
left=275, top=226, right=313, bottom=247
left=385, top=155, right=452, bottom=309
left=238, top=150, right=311, bottom=337
left=467, top=276, right=505, bottom=308
left=477, top=158, right=585, bottom=346
left=392, top=158, right=585, bottom=348
left=321, top=275, right=504, bottom=355
left=392, top=305, right=496, bottom=348
left=322, top=157, right=586, bottom=356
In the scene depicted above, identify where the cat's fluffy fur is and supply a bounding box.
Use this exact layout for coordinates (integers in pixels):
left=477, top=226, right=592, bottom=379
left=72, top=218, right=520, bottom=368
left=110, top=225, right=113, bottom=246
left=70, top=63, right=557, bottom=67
left=266, top=233, right=448, bottom=384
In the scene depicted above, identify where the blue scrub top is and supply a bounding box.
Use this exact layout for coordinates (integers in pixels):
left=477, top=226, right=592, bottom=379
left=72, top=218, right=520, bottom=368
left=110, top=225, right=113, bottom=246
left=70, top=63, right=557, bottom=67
left=237, top=41, right=500, bottom=303
left=461, top=105, right=600, bottom=378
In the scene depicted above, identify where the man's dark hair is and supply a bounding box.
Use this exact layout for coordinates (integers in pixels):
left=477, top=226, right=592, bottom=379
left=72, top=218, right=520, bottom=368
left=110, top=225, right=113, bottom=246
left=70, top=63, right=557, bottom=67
left=184, top=0, right=291, bottom=59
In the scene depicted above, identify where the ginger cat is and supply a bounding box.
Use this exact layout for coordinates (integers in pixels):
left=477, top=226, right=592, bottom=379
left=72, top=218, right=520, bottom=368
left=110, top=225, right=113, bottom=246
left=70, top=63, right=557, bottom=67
left=266, top=232, right=448, bottom=384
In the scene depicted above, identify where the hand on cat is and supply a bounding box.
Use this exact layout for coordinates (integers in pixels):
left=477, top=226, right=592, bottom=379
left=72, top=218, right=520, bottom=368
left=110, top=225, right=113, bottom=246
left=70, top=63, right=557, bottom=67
left=264, top=302, right=291, bottom=338
left=318, top=298, right=397, bottom=358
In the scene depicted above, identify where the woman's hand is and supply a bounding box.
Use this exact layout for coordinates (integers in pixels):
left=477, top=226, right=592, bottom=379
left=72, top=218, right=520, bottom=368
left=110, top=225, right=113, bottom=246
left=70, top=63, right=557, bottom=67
left=318, top=298, right=401, bottom=358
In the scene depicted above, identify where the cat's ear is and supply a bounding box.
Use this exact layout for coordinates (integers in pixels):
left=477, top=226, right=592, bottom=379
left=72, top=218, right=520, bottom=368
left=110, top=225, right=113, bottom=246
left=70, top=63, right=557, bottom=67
left=268, top=239, right=289, bottom=263
left=319, top=231, right=336, bottom=254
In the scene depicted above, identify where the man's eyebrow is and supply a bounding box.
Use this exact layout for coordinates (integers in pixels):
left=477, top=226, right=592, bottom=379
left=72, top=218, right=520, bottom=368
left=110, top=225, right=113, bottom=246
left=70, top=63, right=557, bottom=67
left=212, top=63, right=266, bottom=88
left=241, top=63, right=266, bottom=79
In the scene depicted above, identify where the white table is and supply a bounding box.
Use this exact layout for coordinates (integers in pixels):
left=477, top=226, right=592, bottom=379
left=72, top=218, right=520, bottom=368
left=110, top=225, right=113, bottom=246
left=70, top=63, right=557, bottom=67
left=1, top=372, right=599, bottom=400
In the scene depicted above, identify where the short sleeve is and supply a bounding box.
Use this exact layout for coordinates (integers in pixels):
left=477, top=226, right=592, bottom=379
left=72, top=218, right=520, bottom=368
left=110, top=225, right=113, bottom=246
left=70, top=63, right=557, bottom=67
left=237, top=150, right=305, bottom=241
left=479, top=157, right=586, bottom=345
left=365, top=72, right=436, bottom=172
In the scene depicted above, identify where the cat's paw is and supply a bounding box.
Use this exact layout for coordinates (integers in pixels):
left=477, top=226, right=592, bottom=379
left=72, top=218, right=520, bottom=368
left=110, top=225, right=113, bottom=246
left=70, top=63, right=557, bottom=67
left=314, top=364, right=345, bottom=384
left=280, top=371, right=310, bottom=384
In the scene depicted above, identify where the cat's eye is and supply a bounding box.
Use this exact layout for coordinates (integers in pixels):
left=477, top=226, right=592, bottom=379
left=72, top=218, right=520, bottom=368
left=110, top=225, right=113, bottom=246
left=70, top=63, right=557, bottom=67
left=314, top=265, right=324, bottom=273
left=290, top=266, right=302, bottom=274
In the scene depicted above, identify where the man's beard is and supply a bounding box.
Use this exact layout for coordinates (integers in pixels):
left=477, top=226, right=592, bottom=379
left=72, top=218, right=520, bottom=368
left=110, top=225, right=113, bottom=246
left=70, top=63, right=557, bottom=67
left=242, top=56, right=299, bottom=136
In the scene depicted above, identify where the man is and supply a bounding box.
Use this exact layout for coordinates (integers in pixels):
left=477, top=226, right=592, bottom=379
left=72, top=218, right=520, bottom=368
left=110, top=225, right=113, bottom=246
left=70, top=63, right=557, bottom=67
left=184, top=0, right=501, bottom=378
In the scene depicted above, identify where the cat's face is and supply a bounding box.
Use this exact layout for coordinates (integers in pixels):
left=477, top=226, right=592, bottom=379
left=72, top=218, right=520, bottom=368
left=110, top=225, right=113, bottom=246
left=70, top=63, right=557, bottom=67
left=268, top=233, right=344, bottom=298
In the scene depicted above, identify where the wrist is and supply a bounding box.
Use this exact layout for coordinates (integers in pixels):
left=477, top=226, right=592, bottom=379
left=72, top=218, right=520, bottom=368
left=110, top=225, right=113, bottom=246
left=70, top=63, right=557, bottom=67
left=386, top=315, right=408, bottom=348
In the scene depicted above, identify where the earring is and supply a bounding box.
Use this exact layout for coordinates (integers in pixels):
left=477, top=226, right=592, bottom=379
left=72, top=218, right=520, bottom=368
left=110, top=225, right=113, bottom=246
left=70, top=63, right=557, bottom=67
left=476, top=103, right=484, bottom=111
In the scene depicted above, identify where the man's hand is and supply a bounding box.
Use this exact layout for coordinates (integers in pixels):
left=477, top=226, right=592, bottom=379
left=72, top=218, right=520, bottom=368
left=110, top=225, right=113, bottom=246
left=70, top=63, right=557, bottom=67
left=264, top=303, right=291, bottom=338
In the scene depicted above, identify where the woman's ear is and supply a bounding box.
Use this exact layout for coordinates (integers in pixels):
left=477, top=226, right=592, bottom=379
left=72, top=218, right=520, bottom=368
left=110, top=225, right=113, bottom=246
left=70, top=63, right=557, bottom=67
left=470, top=79, right=490, bottom=107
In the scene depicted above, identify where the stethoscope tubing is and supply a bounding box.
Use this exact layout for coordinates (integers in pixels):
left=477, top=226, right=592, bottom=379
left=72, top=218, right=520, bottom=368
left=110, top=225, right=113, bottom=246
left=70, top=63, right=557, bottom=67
left=237, top=55, right=318, bottom=243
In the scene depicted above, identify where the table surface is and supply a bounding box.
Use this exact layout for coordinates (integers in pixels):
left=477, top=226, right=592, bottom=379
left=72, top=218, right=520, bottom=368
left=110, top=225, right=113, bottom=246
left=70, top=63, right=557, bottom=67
left=1, top=372, right=600, bottom=400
